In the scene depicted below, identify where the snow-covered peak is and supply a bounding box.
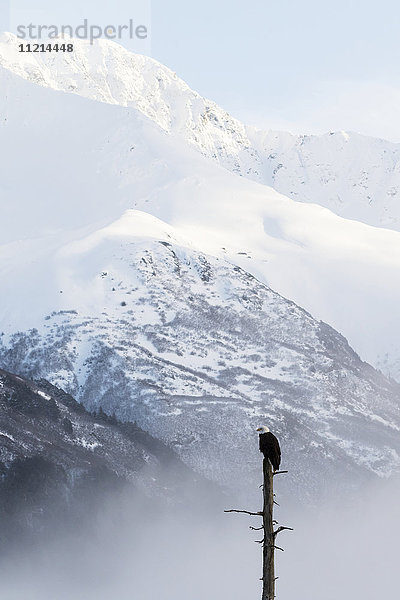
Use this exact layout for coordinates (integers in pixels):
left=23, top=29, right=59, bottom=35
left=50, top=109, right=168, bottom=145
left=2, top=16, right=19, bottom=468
left=3, top=221, right=400, bottom=499
left=3, top=32, right=400, bottom=232
left=1, top=32, right=187, bottom=132
left=0, top=33, right=262, bottom=178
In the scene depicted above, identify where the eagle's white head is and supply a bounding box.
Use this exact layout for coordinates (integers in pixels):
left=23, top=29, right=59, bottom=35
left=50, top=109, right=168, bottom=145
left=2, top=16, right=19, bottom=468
left=256, top=426, right=270, bottom=433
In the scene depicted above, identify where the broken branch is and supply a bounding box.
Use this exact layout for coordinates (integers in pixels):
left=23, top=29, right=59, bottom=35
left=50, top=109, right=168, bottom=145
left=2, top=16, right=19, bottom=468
left=273, top=526, right=294, bottom=537
left=224, top=509, right=263, bottom=517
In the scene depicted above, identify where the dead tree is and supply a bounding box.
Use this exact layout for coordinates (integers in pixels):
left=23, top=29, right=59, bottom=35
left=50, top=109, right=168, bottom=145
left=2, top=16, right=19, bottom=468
left=225, top=460, right=292, bottom=599
left=262, top=458, right=275, bottom=600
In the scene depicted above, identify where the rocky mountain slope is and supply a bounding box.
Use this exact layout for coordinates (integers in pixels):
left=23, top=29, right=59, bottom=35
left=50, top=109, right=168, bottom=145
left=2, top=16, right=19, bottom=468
left=2, top=33, right=400, bottom=231
left=0, top=367, right=203, bottom=546
left=1, top=227, right=400, bottom=501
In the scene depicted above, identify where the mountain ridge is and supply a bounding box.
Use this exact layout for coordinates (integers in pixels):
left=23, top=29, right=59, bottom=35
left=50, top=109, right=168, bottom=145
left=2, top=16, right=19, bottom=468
left=2, top=33, right=400, bottom=231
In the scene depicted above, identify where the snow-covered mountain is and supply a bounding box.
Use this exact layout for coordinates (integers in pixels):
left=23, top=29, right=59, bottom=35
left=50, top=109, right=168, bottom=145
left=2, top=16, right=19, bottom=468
left=2, top=213, right=400, bottom=500
left=1, top=34, right=400, bottom=499
left=1, top=54, right=399, bottom=379
left=0, top=32, right=262, bottom=181
left=2, top=33, right=400, bottom=231
left=251, top=129, right=400, bottom=231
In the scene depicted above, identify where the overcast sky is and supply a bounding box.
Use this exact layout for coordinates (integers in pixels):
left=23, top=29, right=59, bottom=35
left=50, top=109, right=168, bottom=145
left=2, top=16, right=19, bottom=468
left=4, top=0, right=400, bottom=141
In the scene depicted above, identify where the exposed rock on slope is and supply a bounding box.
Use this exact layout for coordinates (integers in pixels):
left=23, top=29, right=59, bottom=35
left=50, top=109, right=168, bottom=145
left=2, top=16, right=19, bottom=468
left=251, top=129, right=400, bottom=231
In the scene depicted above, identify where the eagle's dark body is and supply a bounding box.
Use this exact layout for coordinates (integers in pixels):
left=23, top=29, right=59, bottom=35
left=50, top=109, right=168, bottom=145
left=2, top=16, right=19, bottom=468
left=259, top=432, right=281, bottom=471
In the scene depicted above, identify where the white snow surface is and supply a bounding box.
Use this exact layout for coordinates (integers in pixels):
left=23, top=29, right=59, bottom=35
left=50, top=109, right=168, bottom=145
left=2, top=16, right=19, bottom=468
left=0, top=46, right=399, bottom=377
left=2, top=33, right=400, bottom=232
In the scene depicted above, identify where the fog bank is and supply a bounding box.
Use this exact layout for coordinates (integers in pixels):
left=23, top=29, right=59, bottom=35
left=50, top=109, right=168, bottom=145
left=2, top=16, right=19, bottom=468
left=1, top=476, right=399, bottom=599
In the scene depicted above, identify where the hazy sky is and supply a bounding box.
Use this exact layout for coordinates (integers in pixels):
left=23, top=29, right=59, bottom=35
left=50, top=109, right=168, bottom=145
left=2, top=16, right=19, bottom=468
left=4, top=0, right=400, bottom=140
left=152, top=0, right=400, bottom=141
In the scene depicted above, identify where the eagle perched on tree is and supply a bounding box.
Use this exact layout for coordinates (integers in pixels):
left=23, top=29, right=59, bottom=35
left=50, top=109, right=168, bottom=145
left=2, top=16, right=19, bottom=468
left=257, top=426, right=281, bottom=471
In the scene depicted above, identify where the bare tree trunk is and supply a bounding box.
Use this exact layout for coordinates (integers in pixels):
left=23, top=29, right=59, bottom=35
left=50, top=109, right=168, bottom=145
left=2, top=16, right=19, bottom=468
left=262, top=458, right=275, bottom=600
left=224, top=455, right=291, bottom=599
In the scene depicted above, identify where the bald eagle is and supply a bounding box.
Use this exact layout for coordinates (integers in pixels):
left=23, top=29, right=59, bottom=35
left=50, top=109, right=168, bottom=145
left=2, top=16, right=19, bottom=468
left=257, top=426, right=281, bottom=471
